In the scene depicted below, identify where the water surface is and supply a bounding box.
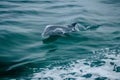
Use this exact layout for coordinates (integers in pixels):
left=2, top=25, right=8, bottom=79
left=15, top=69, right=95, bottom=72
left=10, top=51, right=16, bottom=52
left=0, top=0, right=120, bottom=80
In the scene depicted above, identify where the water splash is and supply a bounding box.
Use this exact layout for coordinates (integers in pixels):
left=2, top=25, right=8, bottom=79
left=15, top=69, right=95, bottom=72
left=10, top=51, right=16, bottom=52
left=32, top=47, right=120, bottom=80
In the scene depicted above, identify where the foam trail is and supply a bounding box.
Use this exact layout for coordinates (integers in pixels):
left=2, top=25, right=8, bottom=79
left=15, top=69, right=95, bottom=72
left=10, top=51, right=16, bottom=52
left=32, top=47, right=120, bottom=80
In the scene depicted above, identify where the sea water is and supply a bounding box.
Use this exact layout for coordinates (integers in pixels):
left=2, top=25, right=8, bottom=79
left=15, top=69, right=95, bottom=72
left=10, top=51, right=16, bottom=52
left=0, top=0, right=120, bottom=80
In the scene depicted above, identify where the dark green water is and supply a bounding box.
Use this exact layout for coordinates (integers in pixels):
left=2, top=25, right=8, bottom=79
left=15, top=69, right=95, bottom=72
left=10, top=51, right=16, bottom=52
left=0, top=0, right=120, bottom=80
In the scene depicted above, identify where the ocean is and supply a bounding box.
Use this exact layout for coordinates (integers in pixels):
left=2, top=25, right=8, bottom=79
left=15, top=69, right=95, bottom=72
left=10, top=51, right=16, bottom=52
left=0, top=0, right=120, bottom=80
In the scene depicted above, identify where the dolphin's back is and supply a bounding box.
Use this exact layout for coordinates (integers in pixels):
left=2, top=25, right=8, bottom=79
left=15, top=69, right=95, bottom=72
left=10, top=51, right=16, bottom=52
left=41, top=23, right=79, bottom=38
left=41, top=25, right=68, bottom=38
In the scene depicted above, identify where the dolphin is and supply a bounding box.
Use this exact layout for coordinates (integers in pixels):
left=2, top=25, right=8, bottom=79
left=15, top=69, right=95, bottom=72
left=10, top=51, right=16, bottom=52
left=41, top=22, right=79, bottom=39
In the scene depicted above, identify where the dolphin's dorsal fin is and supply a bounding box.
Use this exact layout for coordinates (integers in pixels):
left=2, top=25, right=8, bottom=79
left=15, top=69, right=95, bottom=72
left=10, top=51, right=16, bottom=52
left=68, top=22, right=78, bottom=28
left=71, top=22, right=78, bottom=26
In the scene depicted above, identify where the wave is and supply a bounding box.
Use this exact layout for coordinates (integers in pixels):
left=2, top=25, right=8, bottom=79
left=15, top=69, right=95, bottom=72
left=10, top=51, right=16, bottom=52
left=32, top=47, right=120, bottom=80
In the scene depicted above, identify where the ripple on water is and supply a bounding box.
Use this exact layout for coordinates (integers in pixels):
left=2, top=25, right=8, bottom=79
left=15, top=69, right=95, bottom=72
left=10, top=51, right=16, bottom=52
left=0, top=0, right=120, bottom=79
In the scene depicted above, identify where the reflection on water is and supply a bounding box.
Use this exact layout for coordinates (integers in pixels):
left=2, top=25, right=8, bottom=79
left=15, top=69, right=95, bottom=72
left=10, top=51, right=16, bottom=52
left=42, top=35, right=61, bottom=44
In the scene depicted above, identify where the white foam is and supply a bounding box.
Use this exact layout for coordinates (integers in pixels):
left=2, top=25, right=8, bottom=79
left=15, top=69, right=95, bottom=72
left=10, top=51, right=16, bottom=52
left=32, top=48, right=120, bottom=80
